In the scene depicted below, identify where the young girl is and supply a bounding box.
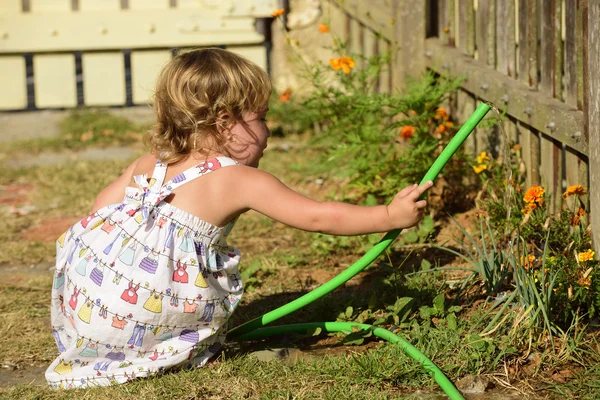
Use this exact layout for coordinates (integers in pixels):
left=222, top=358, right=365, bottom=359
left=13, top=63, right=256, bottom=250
left=46, top=48, right=432, bottom=388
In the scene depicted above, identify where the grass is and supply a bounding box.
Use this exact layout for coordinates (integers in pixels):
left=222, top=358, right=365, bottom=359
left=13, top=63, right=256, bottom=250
left=0, top=109, right=149, bottom=155
left=1, top=110, right=600, bottom=399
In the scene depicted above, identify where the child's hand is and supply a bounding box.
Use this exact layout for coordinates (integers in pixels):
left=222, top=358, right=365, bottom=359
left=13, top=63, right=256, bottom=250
left=386, top=181, right=433, bottom=229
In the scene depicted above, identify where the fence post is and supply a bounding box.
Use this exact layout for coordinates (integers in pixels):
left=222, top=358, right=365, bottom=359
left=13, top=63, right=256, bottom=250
left=588, top=0, right=600, bottom=253
left=391, top=0, right=426, bottom=91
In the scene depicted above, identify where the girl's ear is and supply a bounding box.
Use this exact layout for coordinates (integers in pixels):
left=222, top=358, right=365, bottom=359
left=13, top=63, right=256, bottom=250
left=216, top=111, right=235, bottom=134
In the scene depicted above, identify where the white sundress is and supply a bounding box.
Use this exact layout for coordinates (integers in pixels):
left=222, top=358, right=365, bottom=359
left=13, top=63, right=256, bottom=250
left=46, top=156, right=244, bottom=389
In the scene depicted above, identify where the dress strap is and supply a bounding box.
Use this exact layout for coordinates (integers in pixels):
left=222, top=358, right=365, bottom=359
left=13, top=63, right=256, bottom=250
left=162, top=156, right=238, bottom=192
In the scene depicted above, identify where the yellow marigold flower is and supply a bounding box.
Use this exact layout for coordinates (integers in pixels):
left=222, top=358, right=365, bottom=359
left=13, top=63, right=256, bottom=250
left=578, top=249, right=595, bottom=262
left=477, top=151, right=490, bottom=164
left=400, top=125, right=415, bottom=140
left=563, top=185, right=587, bottom=199
left=330, top=56, right=355, bottom=74
left=271, top=8, right=285, bottom=17
left=473, top=164, right=487, bottom=174
left=318, top=23, right=330, bottom=33
left=523, top=185, right=545, bottom=204
left=522, top=203, right=537, bottom=215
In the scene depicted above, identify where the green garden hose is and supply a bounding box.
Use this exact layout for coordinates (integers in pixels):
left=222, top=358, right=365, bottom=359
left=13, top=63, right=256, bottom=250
left=229, top=102, right=492, bottom=400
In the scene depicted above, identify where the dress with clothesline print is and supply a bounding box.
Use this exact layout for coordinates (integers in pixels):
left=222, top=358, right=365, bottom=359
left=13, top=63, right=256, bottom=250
left=46, top=156, right=243, bottom=389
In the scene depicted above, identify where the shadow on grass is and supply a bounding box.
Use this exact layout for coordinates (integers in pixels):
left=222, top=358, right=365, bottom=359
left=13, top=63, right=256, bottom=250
left=226, top=246, right=464, bottom=355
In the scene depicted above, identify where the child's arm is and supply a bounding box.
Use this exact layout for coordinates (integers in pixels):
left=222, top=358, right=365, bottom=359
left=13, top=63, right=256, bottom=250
left=230, top=167, right=432, bottom=236
left=91, top=159, right=139, bottom=213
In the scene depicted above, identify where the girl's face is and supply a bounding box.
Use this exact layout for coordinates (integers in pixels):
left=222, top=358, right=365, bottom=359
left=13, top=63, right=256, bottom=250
left=226, top=110, right=271, bottom=167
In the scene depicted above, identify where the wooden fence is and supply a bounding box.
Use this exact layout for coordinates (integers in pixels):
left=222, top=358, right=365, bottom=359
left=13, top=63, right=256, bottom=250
left=0, top=0, right=275, bottom=110
left=326, top=0, right=599, bottom=250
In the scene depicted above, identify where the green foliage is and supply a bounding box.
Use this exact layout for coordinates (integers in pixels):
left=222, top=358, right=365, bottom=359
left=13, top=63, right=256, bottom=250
left=462, top=137, right=598, bottom=330
left=270, top=37, right=465, bottom=208
left=239, top=259, right=275, bottom=293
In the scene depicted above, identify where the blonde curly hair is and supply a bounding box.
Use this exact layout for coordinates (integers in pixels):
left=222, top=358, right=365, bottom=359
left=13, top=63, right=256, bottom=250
left=145, top=48, right=272, bottom=164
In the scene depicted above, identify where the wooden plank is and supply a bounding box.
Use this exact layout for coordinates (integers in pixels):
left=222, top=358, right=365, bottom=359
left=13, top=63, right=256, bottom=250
left=349, top=18, right=362, bottom=59
left=554, top=0, right=563, bottom=101
left=0, top=56, right=27, bottom=110
left=540, top=0, right=557, bottom=96
left=476, top=0, right=488, bottom=63
left=392, top=0, right=425, bottom=91
left=494, top=0, right=515, bottom=157
left=540, top=135, right=562, bottom=212
left=29, top=0, right=71, bottom=12
left=331, top=0, right=394, bottom=41
left=33, top=54, right=77, bottom=108
left=130, top=50, right=171, bottom=105
left=325, top=0, right=345, bottom=39
left=438, top=0, right=447, bottom=41
left=457, top=89, right=477, bottom=154
left=495, top=0, right=515, bottom=77
left=82, top=52, right=126, bottom=106
left=577, top=0, right=585, bottom=110
left=564, top=0, right=578, bottom=106
left=587, top=0, right=599, bottom=252
left=129, top=0, right=170, bottom=9
left=457, top=0, right=475, bottom=55
left=424, top=37, right=587, bottom=155
left=226, top=45, right=267, bottom=72
left=0, top=12, right=264, bottom=52
left=378, top=38, right=390, bottom=93
left=79, top=0, right=120, bottom=11
left=516, top=0, right=540, bottom=187
left=363, top=27, right=378, bottom=91
left=0, top=0, right=21, bottom=13
left=448, top=0, right=456, bottom=47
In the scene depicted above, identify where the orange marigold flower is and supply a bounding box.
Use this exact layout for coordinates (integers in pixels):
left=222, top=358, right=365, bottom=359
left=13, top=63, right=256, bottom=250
left=578, top=207, right=586, bottom=216
left=520, top=254, right=536, bottom=270
left=271, top=8, right=284, bottom=17
left=571, top=214, right=581, bottom=226
left=577, top=277, right=592, bottom=288
left=563, top=185, right=587, bottom=199
left=318, top=23, right=330, bottom=33
left=443, top=26, right=450, bottom=33
left=473, top=164, right=487, bottom=174
left=400, top=125, right=415, bottom=140
left=513, top=144, right=521, bottom=151
left=435, top=107, right=448, bottom=120
left=445, top=121, right=454, bottom=128
left=438, top=124, right=446, bottom=133
left=522, top=203, right=537, bottom=215
left=523, top=185, right=545, bottom=205
left=578, top=249, right=595, bottom=262
left=330, top=56, right=355, bottom=74
left=279, top=88, right=292, bottom=102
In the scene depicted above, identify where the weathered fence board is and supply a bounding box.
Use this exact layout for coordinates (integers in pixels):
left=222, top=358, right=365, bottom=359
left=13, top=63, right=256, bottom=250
left=587, top=1, right=599, bottom=246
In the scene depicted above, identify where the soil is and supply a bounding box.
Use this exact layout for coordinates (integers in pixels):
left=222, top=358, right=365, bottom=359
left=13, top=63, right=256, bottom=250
left=20, top=217, right=80, bottom=242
